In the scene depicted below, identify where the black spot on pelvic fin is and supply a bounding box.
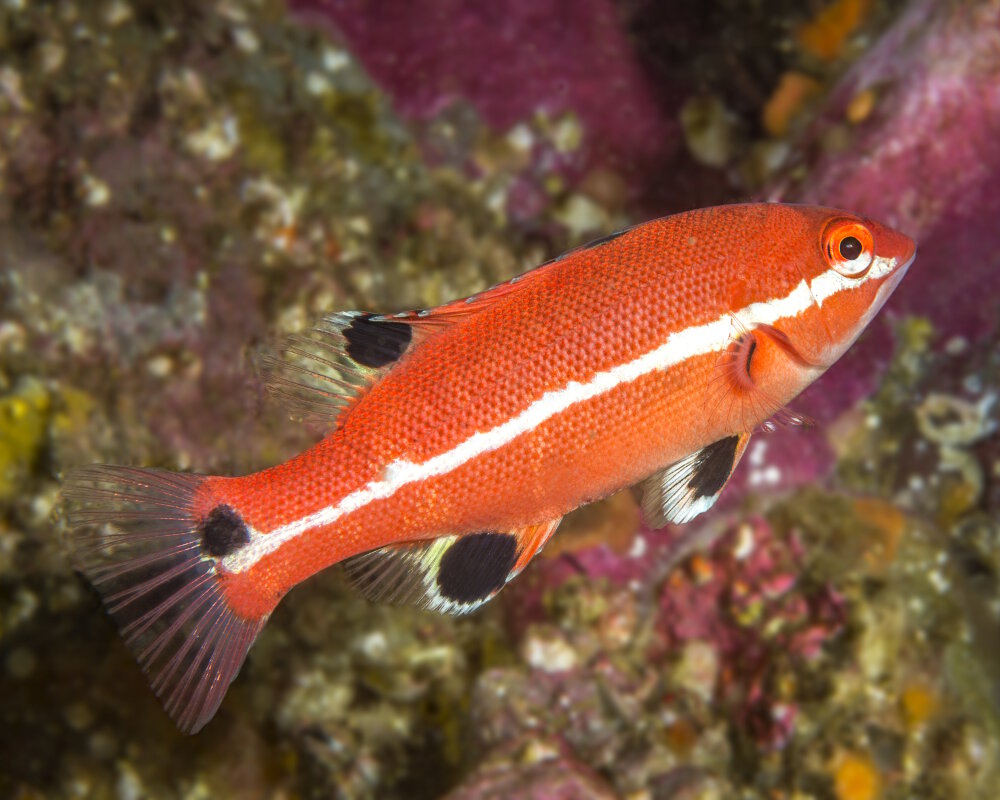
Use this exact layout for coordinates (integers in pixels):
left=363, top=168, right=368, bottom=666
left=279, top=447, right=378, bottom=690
left=437, top=531, right=518, bottom=604
left=200, top=505, right=250, bottom=558
left=689, top=435, right=741, bottom=499
left=343, top=314, right=412, bottom=368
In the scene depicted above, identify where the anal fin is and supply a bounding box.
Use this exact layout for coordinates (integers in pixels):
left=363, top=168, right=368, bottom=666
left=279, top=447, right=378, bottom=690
left=638, top=433, right=752, bottom=528
left=507, top=518, right=562, bottom=580
left=342, top=519, right=562, bottom=615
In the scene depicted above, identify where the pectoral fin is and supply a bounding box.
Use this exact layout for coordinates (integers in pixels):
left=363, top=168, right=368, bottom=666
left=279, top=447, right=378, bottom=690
left=713, top=322, right=815, bottom=433
left=342, top=519, right=562, bottom=615
left=638, top=433, right=752, bottom=528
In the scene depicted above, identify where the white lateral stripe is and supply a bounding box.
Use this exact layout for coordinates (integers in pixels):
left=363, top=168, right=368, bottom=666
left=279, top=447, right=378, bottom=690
left=222, top=256, right=896, bottom=574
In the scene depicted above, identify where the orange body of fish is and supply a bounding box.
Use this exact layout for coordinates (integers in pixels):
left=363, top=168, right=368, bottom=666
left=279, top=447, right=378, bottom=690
left=65, top=203, right=915, bottom=732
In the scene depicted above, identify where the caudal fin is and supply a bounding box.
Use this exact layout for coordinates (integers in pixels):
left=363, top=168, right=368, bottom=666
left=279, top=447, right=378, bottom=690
left=63, top=465, right=268, bottom=733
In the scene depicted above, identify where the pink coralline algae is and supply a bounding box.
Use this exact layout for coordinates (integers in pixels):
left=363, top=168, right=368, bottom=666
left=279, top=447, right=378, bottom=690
left=502, top=517, right=847, bottom=756
left=288, top=0, right=680, bottom=193
left=657, top=517, right=846, bottom=748
left=755, top=0, right=1000, bottom=495
left=795, top=0, right=1000, bottom=332
left=443, top=737, right=618, bottom=800
left=790, top=0, right=1000, bottom=406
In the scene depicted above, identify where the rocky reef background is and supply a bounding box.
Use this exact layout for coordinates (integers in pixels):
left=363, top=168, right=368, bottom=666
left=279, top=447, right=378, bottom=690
left=1, top=0, right=998, bottom=797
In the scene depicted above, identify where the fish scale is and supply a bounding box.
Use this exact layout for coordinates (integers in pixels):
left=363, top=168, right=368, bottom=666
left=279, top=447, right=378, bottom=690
left=63, top=202, right=916, bottom=733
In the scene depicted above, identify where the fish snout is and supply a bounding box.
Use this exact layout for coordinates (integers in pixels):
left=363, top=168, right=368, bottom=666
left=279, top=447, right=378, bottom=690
left=866, top=217, right=917, bottom=271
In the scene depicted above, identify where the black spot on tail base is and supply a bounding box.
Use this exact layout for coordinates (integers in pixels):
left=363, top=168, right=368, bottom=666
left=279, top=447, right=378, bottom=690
left=344, top=314, right=412, bottom=368
left=689, top=435, right=741, bottom=498
left=437, top=531, right=518, bottom=604
left=200, top=505, right=250, bottom=558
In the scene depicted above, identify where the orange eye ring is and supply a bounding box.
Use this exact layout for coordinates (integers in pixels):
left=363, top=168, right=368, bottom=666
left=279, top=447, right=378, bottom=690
left=822, top=219, right=875, bottom=278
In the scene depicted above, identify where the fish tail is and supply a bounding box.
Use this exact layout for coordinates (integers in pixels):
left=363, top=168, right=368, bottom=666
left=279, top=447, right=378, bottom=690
left=62, top=465, right=269, bottom=734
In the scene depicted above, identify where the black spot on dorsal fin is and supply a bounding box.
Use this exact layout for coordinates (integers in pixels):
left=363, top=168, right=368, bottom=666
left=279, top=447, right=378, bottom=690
left=343, top=313, right=413, bottom=369
left=436, top=532, right=518, bottom=604
left=200, top=505, right=250, bottom=558
left=258, top=310, right=421, bottom=430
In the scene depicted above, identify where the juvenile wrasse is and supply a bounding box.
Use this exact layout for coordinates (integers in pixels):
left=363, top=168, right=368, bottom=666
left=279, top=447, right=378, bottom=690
left=63, top=203, right=916, bottom=732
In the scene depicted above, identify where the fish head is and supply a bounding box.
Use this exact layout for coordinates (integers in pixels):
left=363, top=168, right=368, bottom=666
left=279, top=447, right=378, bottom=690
left=776, top=207, right=917, bottom=370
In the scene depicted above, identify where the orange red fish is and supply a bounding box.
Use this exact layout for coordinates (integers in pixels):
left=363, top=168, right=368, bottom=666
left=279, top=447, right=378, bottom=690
left=64, top=203, right=915, bottom=732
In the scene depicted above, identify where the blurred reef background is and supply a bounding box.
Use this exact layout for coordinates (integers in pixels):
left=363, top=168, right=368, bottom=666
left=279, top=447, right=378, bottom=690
left=1, top=0, right=1000, bottom=797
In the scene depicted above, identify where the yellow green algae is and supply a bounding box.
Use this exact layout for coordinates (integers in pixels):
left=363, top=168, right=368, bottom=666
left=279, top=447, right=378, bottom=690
left=786, top=318, right=1000, bottom=797
left=0, top=379, right=50, bottom=501
left=0, top=0, right=996, bottom=799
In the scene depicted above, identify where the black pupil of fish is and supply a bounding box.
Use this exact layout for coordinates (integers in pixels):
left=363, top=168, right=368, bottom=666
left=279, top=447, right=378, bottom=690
left=839, top=236, right=863, bottom=260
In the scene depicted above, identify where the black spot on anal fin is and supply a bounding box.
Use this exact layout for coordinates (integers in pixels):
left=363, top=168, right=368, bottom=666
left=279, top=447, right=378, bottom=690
left=689, top=435, right=741, bottom=498
left=342, top=528, right=533, bottom=615
left=200, top=505, right=250, bottom=558
left=437, top=531, right=518, bottom=604
left=344, top=313, right=412, bottom=368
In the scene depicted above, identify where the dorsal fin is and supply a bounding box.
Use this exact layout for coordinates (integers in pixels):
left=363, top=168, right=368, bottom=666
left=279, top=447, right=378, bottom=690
left=373, top=225, right=634, bottom=325
left=342, top=519, right=562, bottom=615
left=371, top=271, right=547, bottom=326
left=258, top=311, right=425, bottom=426
left=260, top=225, right=636, bottom=424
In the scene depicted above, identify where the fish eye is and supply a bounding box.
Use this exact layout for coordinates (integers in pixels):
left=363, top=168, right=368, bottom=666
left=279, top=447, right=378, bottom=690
left=839, top=236, right=862, bottom=260
left=823, top=220, right=874, bottom=278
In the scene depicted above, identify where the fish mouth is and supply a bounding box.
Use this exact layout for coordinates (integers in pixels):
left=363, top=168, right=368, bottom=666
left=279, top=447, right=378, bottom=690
left=866, top=247, right=916, bottom=326
left=824, top=247, right=916, bottom=365
left=882, top=246, right=916, bottom=296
